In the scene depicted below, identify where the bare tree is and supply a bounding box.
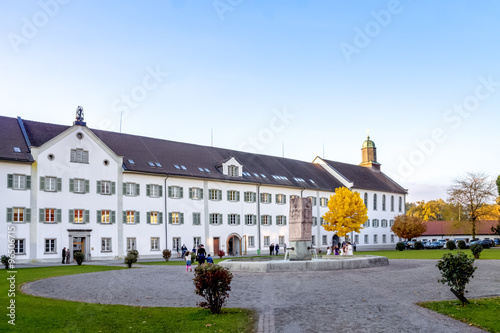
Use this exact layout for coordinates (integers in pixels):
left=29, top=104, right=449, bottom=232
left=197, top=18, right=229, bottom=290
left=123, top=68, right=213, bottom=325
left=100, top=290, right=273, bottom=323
left=447, top=172, right=496, bottom=239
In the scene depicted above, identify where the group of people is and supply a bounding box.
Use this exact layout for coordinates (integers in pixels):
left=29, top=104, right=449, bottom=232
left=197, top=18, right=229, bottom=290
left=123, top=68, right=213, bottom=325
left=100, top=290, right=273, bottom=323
left=269, top=243, right=285, bottom=256
left=183, top=244, right=214, bottom=272
left=61, top=247, right=71, bottom=264
left=326, top=241, right=354, bottom=256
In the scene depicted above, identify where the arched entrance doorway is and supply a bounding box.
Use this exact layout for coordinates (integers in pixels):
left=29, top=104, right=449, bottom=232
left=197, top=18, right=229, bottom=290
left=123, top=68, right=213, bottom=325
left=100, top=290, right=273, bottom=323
left=227, top=234, right=242, bottom=256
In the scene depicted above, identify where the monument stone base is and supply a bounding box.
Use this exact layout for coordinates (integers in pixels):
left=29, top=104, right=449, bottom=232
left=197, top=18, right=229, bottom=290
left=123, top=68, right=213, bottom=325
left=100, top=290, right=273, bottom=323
left=288, top=240, right=312, bottom=261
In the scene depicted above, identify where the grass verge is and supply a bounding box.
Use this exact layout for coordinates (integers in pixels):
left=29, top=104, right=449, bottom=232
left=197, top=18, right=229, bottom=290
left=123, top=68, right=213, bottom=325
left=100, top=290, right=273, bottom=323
left=354, top=248, right=500, bottom=260
left=1, top=265, right=255, bottom=332
left=419, top=297, right=500, bottom=333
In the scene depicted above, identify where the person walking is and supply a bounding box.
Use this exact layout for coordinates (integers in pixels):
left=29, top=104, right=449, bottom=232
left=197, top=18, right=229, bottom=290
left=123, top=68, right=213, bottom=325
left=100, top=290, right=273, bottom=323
left=353, top=242, right=357, bottom=252
left=181, top=244, right=187, bottom=258
left=197, top=244, right=206, bottom=264
left=275, top=243, right=279, bottom=256
left=347, top=242, right=353, bottom=255
left=62, top=247, right=66, bottom=264
left=65, top=248, right=70, bottom=264
left=269, top=243, right=274, bottom=255
left=185, top=251, right=192, bottom=272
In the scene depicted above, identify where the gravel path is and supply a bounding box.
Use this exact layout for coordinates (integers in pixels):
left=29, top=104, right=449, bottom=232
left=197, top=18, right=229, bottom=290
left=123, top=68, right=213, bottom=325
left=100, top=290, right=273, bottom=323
left=22, top=259, right=500, bottom=333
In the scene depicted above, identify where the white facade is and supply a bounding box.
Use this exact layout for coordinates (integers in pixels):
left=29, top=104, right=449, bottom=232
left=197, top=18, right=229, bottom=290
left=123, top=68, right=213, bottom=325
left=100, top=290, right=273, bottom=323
left=1, top=118, right=406, bottom=263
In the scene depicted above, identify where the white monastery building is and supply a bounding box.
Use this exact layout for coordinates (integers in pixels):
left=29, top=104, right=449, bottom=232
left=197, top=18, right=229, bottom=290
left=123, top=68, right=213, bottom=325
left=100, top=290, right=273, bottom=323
left=1, top=111, right=407, bottom=263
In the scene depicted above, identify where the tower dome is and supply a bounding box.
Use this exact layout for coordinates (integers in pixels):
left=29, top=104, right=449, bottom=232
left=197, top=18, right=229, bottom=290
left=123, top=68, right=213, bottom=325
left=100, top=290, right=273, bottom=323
left=362, top=136, right=376, bottom=149
left=360, top=135, right=380, bottom=171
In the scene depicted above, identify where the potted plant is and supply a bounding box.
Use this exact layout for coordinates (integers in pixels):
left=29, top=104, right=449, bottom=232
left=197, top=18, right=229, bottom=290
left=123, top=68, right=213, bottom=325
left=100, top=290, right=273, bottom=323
left=73, top=252, right=85, bottom=265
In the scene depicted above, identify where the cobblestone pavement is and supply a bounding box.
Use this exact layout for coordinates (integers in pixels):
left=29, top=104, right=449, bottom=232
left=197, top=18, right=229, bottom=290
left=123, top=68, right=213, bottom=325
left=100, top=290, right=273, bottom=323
left=22, top=259, right=499, bottom=333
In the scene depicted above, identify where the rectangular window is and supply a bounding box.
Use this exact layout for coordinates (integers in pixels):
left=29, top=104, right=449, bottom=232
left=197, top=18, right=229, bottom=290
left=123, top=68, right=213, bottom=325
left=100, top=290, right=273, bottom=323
left=127, top=238, right=136, bottom=251
left=276, top=215, right=287, bottom=226
left=12, top=174, right=27, bottom=190
left=399, top=197, right=403, bottom=212
left=374, top=235, right=378, bottom=244
left=313, top=217, right=317, bottom=226
left=364, top=235, right=369, bottom=244
left=381, top=219, right=388, bottom=228
left=168, top=186, right=183, bottom=199
left=45, top=208, right=56, bottom=223
left=74, top=179, right=86, bottom=193
left=126, top=211, right=135, bottom=224
left=209, top=213, right=222, bottom=225
left=125, top=183, right=140, bottom=196
left=320, top=217, right=325, bottom=225
left=248, top=236, right=255, bottom=247
left=391, top=196, right=395, bottom=212
left=209, top=189, right=222, bottom=201
left=245, top=214, right=256, bottom=225
left=151, top=237, right=160, bottom=251
left=151, top=211, right=159, bottom=224
left=261, top=215, right=271, bottom=226
left=390, top=219, right=394, bottom=227
left=354, top=235, right=359, bottom=244
left=322, top=235, right=327, bottom=245
left=275, top=194, right=286, bottom=204
left=45, top=239, right=56, bottom=253
left=193, top=212, right=201, bottom=225
left=260, top=193, right=272, bottom=203
left=172, top=237, right=180, bottom=251
left=101, top=238, right=112, bottom=252
left=308, top=196, right=317, bottom=206
left=364, top=219, right=370, bottom=228
left=228, top=214, right=240, bottom=225
left=70, top=148, right=89, bottom=163
left=372, top=219, right=379, bottom=228
left=101, top=181, right=112, bottom=195
left=312, top=235, right=316, bottom=246
left=227, top=190, right=240, bottom=202
left=279, top=236, right=285, bottom=246
left=228, top=165, right=239, bottom=177
left=74, top=209, right=84, bottom=223
left=391, top=235, right=395, bottom=243
left=320, top=197, right=328, bottom=207
left=193, top=237, right=201, bottom=248
left=244, top=191, right=256, bottom=202
left=101, top=210, right=110, bottom=223
left=14, top=239, right=25, bottom=254
left=13, top=207, right=24, bottom=222
left=147, top=184, right=162, bottom=198
left=189, top=187, right=203, bottom=200
left=382, top=235, right=387, bottom=243
left=45, top=177, right=57, bottom=192
left=264, top=236, right=270, bottom=246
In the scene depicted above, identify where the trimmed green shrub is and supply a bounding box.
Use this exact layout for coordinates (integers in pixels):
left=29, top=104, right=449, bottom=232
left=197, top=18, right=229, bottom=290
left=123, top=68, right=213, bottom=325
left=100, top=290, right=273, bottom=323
left=446, top=240, right=456, bottom=250
left=162, top=249, right=172, bottom=261
left=470, top=243, right=483, bottom=259
left=73, top=252, right=84, bottom=265
left=395, top=242, right=405, bottom=251
left=436, top=252, right=477, bottom=305
left=1, top=255, right=10, bottom=269
left=194, top=264, right=233, bottom=314
left=457, top=240, right=466, bottom=249
left=124, top=250, right=139, bottom=268
left=414, top=241, right=424, bottom=250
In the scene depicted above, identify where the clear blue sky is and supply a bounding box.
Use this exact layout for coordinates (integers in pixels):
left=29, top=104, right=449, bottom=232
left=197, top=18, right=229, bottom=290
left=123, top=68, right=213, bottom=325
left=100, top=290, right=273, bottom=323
left=1, top=0, right=499, bottom=203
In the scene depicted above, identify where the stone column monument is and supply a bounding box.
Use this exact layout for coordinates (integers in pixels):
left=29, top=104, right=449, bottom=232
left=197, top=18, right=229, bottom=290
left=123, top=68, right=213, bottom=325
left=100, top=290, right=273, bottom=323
left=288, top=197, right=313, bottom=261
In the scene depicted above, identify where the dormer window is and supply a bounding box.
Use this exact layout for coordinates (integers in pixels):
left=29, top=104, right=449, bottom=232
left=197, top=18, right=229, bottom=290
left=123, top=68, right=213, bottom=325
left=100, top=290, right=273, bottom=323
left=221, top=157, right=242, bottom=177
left=228, top=165, right=239, bottom=177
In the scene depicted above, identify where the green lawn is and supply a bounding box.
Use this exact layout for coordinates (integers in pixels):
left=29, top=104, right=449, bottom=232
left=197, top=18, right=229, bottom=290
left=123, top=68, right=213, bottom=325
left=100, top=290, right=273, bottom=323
left=1, top=265, right=255, bottom=332
left=354, top=248, right=500, bottom=260
left=419, top=297, right=500, bottom=333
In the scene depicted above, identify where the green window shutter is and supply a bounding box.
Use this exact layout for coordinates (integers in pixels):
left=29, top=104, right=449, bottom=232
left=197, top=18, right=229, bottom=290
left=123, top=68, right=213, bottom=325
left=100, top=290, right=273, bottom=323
left=236, top=191, right=240, bottom=202
left=40, top=177, right=45, bottom=190
left=209, top=214, right=213, bottom=225
left=227, top=214, right=230, bottom=224
left=237, top=215, right=240, bottom=225
left=7, top=174, right=13, bottom=188
left=69, top=179, right=74, bottom=192
left=253, top=215, right=257, bottom=225
left=85, top=180, right=89, bottom=193
left=260, top=193, right=263, bottom=202
left=96, top=181, right=101, bottom=194
left=275, top=194, right=278, bottom=202
left=260, top=215, right=263, bottom=225
left=159, top=185, right=163, bottom=197
left=69, top=209, right=74, bottom=223
left=56, top=209, right=61, bottom=223
left=168, top=212, right=172, bottom=224
left=39, top=208, right=44, bottom=223
left=7, top=208, right=13, bottom=222
left=180, top=213, right=184, bottom=224
left=159, top=212, right=163, bottom=224
left=189, top=187, right=193, bottom=199
left=284, top=216, right=287, bottom=225
left=146, top=184, right=151, bottom=197
left=269, top=216, right=272, bottom=225
left=179, top=187, right=183, bottom=198
left=97, top=210, right=102, bottom=223
left=227, top=191, right=230, bottom=201
left=200, top=189, right=203, bottom=199
left=57, top=178, right=62, bottom=192
left=84, top=210, right=89, bottom=223
left=122, top=211, right=127, bottom=223
left=26, top=175, right=31, bottom=189
left=284, top=195, right=286, bottom=204
left=25, top=208, right=31, bottom=222
left=123, top=183, right=127, bottom=195
left=268, top=194, right=272, bottom=203
left=252, top=192, right=256, bottom=202
left=111, top=211, right=116, bottom=223
left=219, top=214, right=223, bottom=224
left=218, top=190, right=222, bottom=200
left=147, top=212, right=151, bottom=224
left=136, top=184, right=140, bottom=196
left=136, top=211, right=140, bottom=223
left=168, top=186, right=172, bottom=198
left=111, top=182, right=116, bottom=195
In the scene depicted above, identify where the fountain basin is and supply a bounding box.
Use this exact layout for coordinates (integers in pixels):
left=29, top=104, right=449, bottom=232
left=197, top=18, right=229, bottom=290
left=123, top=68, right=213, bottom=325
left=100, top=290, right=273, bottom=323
left=219, top=255, right=389, bottom=273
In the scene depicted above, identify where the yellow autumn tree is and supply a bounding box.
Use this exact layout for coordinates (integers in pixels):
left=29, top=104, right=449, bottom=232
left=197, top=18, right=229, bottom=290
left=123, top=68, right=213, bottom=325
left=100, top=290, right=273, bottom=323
left=406, top=199, right=445, bottom=221
left=322, top=187, right=368, bottom=237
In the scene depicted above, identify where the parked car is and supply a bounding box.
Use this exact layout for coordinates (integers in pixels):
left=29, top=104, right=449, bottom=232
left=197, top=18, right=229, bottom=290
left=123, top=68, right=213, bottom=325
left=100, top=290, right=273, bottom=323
left=494, top=239, right=500, bottom=246
left=479, top=239, right=493, bottom=248
left=426, top=241, right=443, bottom=249
left=436, top=239, right=447, bottom=246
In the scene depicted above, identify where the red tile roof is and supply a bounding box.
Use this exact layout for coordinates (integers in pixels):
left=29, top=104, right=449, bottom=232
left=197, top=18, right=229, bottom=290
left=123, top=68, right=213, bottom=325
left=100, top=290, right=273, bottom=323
left=422, top=220, right=498, bottom=236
